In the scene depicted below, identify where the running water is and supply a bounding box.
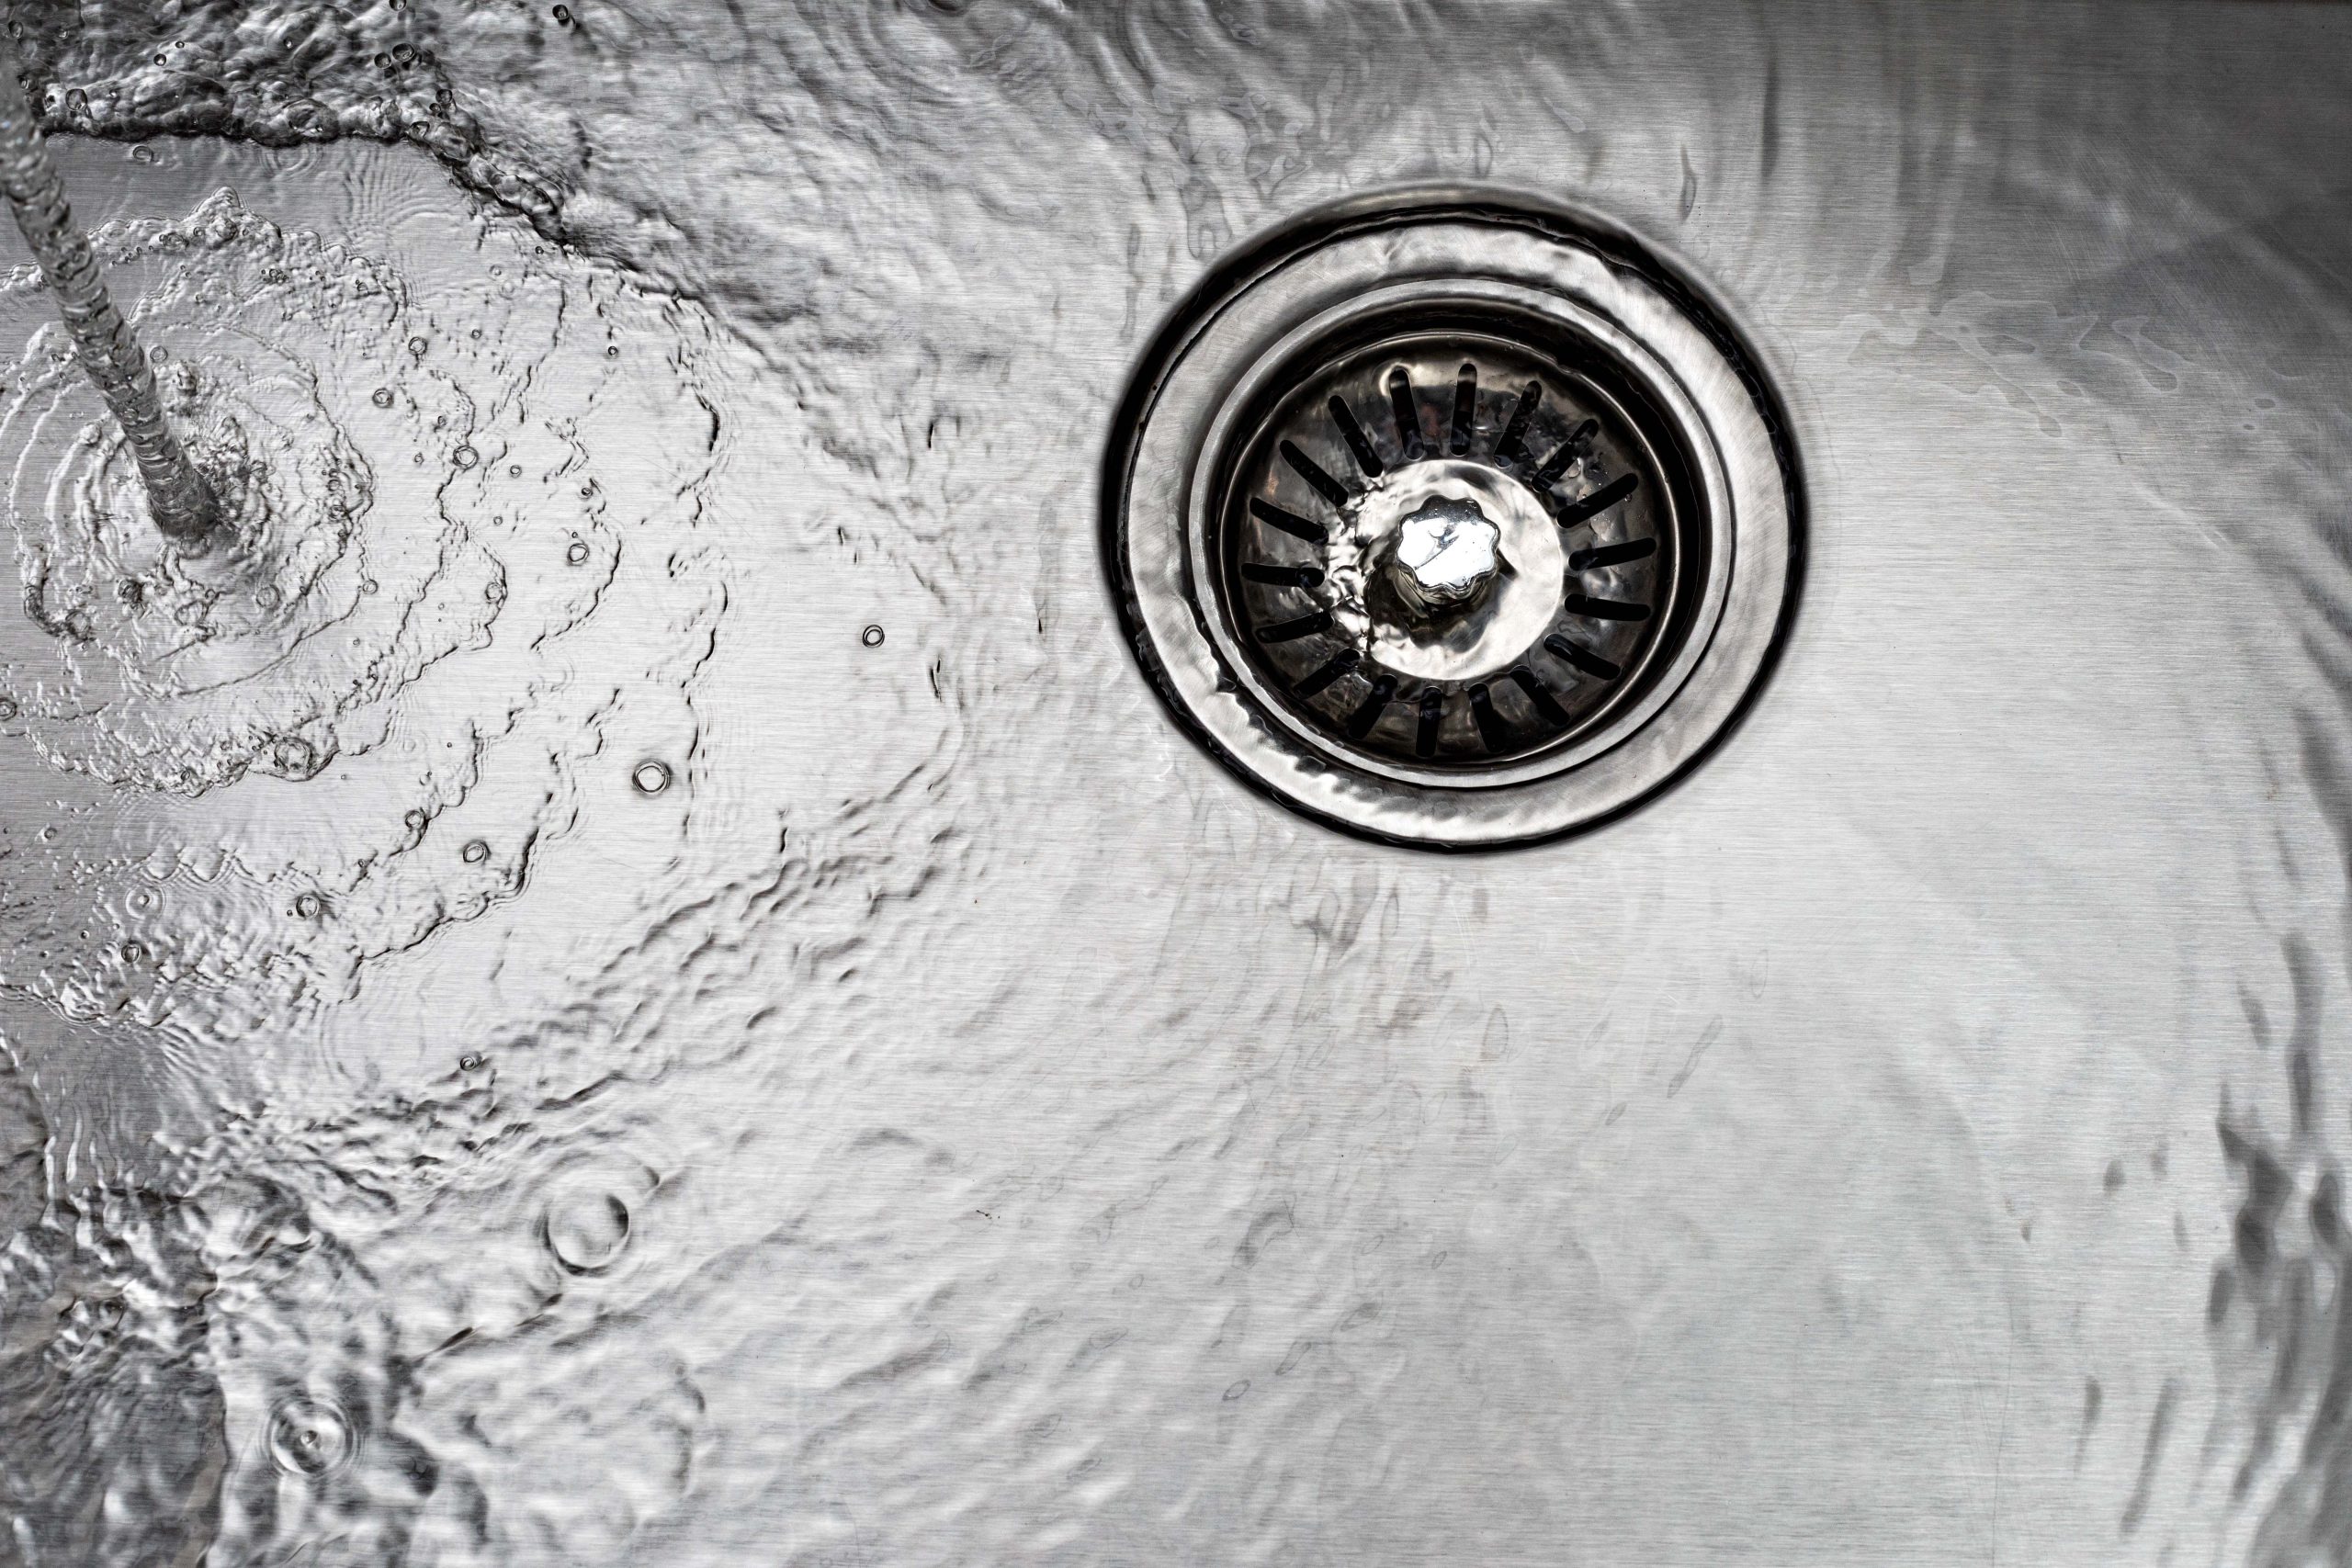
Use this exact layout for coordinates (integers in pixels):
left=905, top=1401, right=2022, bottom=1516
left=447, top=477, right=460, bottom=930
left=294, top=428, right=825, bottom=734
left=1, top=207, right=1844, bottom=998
left=3, top=6, right=2352, bottom=1567
left=0, top=49, right=216, bottom=544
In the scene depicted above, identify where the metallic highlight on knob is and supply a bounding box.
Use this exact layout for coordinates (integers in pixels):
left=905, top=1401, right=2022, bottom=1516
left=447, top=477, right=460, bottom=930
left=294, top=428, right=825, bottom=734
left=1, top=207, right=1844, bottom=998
left=1386, top=496, right=1500, bottom=617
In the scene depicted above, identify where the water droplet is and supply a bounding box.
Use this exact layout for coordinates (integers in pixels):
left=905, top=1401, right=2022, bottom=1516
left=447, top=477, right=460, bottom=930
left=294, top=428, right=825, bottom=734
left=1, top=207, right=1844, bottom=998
left=861, top=624, right=886, bottom=648
left=452, top=444, right=478, bottom=468
left=461, top=839, right=490, bottom=864
left=371, top=387, right=394, bottom=408
left=543, top=1189, right=630, bottom=1273
left=292, top=891, right=326, bottom=919
left=630, top=760, right=672, bottom=795
left=565, top=538, right=590, bottom=565
left=266, top=1396, right=356, bottom=1479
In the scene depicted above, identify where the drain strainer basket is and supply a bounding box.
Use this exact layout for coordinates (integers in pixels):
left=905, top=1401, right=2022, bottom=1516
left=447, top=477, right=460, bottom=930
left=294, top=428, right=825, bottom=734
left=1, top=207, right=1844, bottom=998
left=1105, top=197, right=1798, bottom=849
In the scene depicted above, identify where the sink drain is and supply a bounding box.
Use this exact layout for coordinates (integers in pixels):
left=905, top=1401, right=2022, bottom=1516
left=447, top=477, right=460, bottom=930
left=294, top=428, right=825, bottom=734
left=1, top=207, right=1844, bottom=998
left=1105, top=197, right=1798, bottom=848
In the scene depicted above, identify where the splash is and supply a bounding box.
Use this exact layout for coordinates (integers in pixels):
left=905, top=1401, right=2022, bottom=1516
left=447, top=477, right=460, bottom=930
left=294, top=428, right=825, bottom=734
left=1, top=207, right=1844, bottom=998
left=0, top=49, right=219, bottom=542
left=0, top=177, right=736, bottom=1058
left=1, top=189, right=490, bottom=792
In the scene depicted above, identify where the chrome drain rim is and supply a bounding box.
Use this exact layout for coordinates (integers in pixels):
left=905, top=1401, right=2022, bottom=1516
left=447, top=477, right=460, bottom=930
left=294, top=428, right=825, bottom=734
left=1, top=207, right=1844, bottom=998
left=1107, top=197, right=1798, bottom=848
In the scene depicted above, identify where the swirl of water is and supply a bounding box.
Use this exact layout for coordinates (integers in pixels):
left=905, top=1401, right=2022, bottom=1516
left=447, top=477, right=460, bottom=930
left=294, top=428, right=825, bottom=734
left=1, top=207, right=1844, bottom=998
left=1, top=189, right=494, bottom=792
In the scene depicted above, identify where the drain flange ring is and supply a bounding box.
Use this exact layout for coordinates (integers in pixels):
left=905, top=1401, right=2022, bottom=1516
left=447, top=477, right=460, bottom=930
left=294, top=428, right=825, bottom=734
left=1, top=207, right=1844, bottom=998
left=1107, top=199, right=1797, bottom=849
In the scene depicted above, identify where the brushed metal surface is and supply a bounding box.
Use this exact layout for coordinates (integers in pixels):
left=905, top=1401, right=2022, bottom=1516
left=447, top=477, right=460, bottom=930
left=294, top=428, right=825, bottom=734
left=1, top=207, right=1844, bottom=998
left=2, top=3, right=2351, bottom=1564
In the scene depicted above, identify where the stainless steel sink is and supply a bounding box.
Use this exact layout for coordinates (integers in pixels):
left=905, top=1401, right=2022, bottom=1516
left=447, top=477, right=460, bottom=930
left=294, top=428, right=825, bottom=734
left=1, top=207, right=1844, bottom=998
left=4, top=4, right=2351, bottom=1563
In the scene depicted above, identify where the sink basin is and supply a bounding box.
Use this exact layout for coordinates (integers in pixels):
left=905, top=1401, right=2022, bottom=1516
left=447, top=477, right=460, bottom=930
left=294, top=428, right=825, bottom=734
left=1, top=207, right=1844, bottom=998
left=4, top=4, right=2351, bottom=1563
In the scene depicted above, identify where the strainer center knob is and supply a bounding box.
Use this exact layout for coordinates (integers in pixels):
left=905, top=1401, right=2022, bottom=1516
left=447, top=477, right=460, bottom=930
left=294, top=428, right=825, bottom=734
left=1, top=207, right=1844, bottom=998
left=1388, top=496, right=1500, bottom=617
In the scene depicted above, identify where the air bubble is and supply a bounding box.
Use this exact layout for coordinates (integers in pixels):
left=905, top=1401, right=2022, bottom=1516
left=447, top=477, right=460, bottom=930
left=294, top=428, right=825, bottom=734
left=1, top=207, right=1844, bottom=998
left=861, top=624, right=886, bottom=648
left=402, top=807, right=428, bottom=834
left=266, top=1396, right=356, bottom=1479
left=453, top=444, right=478, bottom=468
left=292, top=891, right=326, bottom=919
left=631, top=760, right=672, bottom=795
left=129, top=144, right=155, bottom=164
left=565, top=538, right=590, bottom=565
left=462, top=839, right=490, bottom=863
left=553, top=3, right=573, bottom=21
left=458, top=1052, right=484, bottom=1071
left=0, top=697, right=16, bottom=722
left=543, top=1189, right=630, bottom=1273
left=270, top=736, right=318, bottom=775
left=371, top=387, right=394, bottom=408
left=407, top=334, right=428, bottom=358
